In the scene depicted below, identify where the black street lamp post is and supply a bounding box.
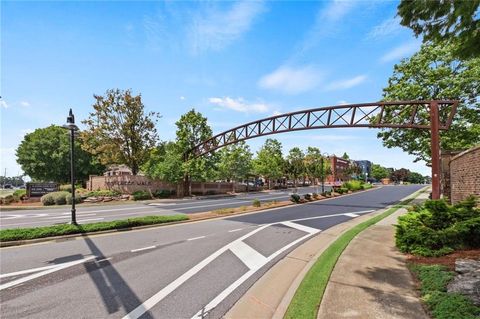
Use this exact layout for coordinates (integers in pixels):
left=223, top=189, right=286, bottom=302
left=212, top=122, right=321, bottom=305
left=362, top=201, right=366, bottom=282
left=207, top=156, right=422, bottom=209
left=320, top=153, right=329, bottom=194
left=63, top=109, right=79, bottom=225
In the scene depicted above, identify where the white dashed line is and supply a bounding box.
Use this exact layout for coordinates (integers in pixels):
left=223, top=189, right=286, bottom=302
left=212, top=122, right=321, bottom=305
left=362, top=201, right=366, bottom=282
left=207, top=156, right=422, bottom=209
left=228, top=228, right=244, bottom=233
left=187, top=236, right=206, bottom=241
left=131, top=246, right=156, bottom=253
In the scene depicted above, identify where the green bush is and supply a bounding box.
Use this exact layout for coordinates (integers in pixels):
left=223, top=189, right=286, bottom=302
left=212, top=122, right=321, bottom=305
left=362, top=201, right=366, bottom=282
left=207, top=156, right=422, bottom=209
left=252, top=199, right=261, bottom=207
left=396, top=196, right=480, bottom=256
left=1, top=195, right=17, bottom=205
left=41, top=193, right=55, bottom=206
left=410, top=264, right=480, bottom=319
left=304, top=193, right=312, bottom=201
left=290, top=194, right=301, bottom=203
left=13, top=189, right=27, bottom=199
left=132, top=190, right=152, bottom=201
left=362, top=183, right=373, bottom=190
left=153, top=189, right=172, bottom=198
left=66, top=193, right=82, bottom=205
left=344, top=180, right=362, bottom=191
left=53, top=191, right=70, bottom=205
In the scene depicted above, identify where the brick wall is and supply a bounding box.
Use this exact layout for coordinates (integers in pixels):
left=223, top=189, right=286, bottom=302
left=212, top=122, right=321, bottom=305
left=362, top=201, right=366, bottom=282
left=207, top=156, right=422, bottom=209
left=448, top=145, right=480, bottom=203
left=88, top=175, right=246, bottom=195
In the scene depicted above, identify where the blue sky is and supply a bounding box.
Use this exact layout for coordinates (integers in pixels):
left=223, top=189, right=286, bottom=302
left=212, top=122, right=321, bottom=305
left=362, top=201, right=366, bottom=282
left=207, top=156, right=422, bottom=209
left=1, top=0, right=430, bottom=178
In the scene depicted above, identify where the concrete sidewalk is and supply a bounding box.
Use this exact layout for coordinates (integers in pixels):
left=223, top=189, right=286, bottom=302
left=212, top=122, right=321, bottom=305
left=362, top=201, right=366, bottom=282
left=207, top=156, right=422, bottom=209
left=317, top=193, right=430, bottom=319
left=226, top=189, right=430, bottom=319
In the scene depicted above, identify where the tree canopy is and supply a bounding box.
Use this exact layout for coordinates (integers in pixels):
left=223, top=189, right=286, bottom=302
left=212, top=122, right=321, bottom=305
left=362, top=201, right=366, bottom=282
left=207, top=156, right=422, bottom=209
left=216, top=141, right=253, bottom=182
left=81, top=89, right=160, bottom=175
left=285, top=147, right=305, bottom=186
left=175, top=109, right=217, bottom=182
left=379, top=42, right=480, bottom=163
left=16, top=125, right=105, bottom=183
left=371, top=164, right=390, bottom=181
left=141, top=142, right=183, bottom=184
left=398, top=0, right=480, bottom=59
left=253, top=139, right=284, bottom=188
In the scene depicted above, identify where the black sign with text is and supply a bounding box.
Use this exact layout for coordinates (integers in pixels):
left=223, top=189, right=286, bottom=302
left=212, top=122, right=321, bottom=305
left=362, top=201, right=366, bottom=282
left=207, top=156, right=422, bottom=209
left=27, top=183, right=60, bottom=197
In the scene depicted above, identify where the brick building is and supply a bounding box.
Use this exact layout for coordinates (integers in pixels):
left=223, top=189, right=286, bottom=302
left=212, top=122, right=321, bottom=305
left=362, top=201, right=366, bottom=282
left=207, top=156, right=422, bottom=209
left=327, top=156, right=351, bottom=183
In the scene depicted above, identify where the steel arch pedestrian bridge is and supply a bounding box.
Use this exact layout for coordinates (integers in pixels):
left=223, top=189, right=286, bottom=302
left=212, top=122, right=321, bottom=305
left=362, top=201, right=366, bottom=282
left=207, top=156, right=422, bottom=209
left=188, top=100, right=458, bottom=200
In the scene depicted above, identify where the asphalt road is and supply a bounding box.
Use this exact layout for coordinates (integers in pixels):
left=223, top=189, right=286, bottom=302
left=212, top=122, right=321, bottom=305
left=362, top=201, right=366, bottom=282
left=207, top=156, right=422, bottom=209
left=0, top=186, right=330, bottom=229
left=0, top=185, right=423, bottom=319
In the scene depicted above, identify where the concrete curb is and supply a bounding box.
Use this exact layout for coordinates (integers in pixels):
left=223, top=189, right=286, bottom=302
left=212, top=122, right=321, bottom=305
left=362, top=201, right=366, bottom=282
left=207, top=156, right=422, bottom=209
left=225, top=186, right=428, bottom=319
left=0, top=186, right=380, bottom=248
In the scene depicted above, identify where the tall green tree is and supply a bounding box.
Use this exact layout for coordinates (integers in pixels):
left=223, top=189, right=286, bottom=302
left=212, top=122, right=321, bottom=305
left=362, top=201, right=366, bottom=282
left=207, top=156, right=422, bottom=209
left=16, top=125, right=105, bottom=183
left=285, top=147, right=305, bottom=187
left=176, top=109, right=217, bottom=194
left=81, top=89, right=161, bottom=175
left=216, top=141, right=253, bottom=182
left=371, top=164, right=391, bottom=181
left=407, top=171, right=425, bottom=184
left=398, top=0, right=480, bottom=59
left=378, top=43, right=480, bottom=163
left=341, top=152, right=350, bottom=160
left=305, top=147, right=331, bottom=185
left=253, top=139, right=284, bottom=189
left=141, top=142, right=183, bottom=184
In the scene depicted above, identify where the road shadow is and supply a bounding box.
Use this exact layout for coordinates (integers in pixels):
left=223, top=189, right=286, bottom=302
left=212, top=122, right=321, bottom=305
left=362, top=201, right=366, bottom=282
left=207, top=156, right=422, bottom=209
left=81, top=234, right=153, bottom=318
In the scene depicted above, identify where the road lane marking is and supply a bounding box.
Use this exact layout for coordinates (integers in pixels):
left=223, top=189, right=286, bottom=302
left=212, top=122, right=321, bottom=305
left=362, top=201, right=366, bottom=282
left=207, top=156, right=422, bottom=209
left=187, top=236, right=206, bottom=241
left=122, top=224, right=271, bottom=319
left=0, top=256, right=97, bottom=291
left=344, top=213, right=359, bottom=217
left=97, top=258, right=112, bottom=263
left=131, top=246, right=156, bottom=253
left=46, top=214, right=97, bottom=220
left=281, top=221, right=320, bottom=234
left=122, top=209, right=372, bottom=319
left=0, top=264, right=59, bottom=279
left=75, top=218, right=104, bottom=222
left=229, top=241, right=267, bottom=270
left=190, top=230, right=321, bottom=319
left=228, top=228, right=244, bottom=232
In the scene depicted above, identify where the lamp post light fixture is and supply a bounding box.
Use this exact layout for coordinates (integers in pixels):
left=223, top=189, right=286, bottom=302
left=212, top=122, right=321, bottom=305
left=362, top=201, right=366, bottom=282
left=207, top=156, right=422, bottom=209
left=63, top=109, right=79, bottom=225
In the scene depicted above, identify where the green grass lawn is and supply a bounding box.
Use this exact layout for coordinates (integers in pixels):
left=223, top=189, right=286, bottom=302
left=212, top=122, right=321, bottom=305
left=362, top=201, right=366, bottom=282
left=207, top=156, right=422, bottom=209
left=0, top=214, right=189, bottom=242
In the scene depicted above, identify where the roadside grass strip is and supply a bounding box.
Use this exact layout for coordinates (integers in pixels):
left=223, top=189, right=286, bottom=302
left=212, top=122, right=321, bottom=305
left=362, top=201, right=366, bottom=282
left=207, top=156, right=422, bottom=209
left=0, top=214, right=188, bottom=242
left=284, top=200, right=414, bottom=319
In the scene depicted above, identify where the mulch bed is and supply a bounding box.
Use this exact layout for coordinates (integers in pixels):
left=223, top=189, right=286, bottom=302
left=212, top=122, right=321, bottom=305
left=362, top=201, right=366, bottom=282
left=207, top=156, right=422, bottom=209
left=407, top=249, right=480, bottom=270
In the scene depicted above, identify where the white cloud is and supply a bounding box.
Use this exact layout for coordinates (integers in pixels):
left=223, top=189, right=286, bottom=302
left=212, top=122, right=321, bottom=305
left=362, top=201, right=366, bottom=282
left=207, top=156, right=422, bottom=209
left=209, top=96, right=270, bottom=113
left=380, top=41, right=421, bottom=63
left=337, top=100, right=348, bottom=105
left=325, top=75, right=367, bottom=91
left=367, top=17, right=403, bottom=40
left=189, top=1, right=266, bottom=54
left=297, top=0, right=358, bottom=54
left=258, top=65, right=323, bottom=94
left=272, top=110, right=283, bottom=116
left=180, top=96, right=186, bottom=100
left=0, top=100, right=8, bottom=108
left=19, top=101, right=30, bottom=107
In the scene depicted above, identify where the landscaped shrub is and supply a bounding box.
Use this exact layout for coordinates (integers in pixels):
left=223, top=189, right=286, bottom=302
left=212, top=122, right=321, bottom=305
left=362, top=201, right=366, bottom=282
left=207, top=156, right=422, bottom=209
left=153, top=189, right=172, bottom=198
left=304, top=193, right=312, bottom=201
left=336, top=188, right=344, bottom=194
left=396, top=196, right=480, bottom=256
left=312, top=193, right=319, bottom=199
left=290, top=194, right=301, bottom=203
left=53, top=191, right=70, bottom=205
left=13, top=189, right=27, bottom=199
left=66, top=193, right=82, bottom=205
left=410, top=264, right=480, bottom=319
left=1, top=195, right=16, bottom=205
left=132, top=190, right=152, bottom=201
left=344, top=180, right=362, bottom=191
left=252, top=199, right=261, bottom=207
left=41, top=191, right=69, bottom=206
left=362, top=183, right=373, bottom=190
